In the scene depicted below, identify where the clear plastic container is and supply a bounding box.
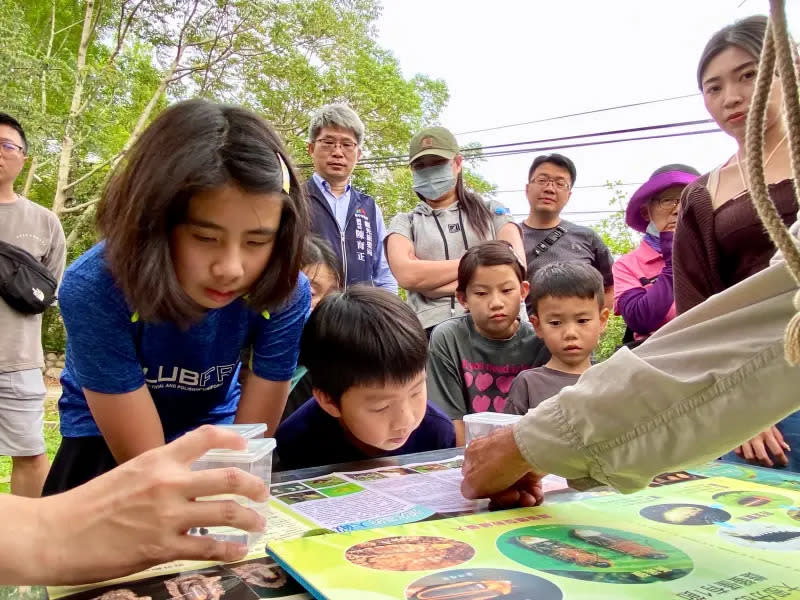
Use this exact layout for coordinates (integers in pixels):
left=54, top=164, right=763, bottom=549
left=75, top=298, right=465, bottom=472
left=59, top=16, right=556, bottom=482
left=190, top=437, right=276, bottom=549
left=463, top=412, right=522, bottom=445
left=215, top=423, right=267, bottom=439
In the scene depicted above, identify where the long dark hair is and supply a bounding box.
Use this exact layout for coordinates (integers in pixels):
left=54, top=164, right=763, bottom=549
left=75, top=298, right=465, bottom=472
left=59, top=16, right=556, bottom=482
left=97, top=99, right=308, bottom=325
left=454, top=171, right=492, bottom=239
left=697, top=15, right=768, bottom=89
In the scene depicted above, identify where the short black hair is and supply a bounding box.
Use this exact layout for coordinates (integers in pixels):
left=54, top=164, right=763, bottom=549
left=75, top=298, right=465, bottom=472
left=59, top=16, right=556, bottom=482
left=301, top=286, right=428, bottom=404
left=0, top=113, right=27, bottom=153
left=528, top=153, right=576, bottom=186
left=529, top=262, right=603, bottom=314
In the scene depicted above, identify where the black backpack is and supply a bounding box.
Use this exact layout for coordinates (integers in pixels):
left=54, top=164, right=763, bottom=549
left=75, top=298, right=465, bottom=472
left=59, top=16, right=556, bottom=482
left=0, top=240, right=58, bottom=314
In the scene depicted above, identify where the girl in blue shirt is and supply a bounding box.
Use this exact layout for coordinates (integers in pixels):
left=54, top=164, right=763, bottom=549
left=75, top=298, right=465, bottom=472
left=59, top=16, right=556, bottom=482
left=43, top=99, right=310, bottom=494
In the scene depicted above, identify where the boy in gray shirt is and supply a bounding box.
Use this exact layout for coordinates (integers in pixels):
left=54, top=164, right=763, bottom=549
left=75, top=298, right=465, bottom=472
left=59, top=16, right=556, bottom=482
left=427, top=241, right=549, bottom=445
left=505, top=263, right=609, bottom=415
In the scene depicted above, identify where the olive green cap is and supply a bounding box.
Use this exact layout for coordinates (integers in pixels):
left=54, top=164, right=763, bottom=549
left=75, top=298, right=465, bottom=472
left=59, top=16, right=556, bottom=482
left=408, top=126, right=459, bottom=164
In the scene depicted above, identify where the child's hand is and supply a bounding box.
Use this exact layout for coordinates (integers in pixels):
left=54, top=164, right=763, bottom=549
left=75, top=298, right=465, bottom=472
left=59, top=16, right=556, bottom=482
left=734, top=425, right=791, bottom=467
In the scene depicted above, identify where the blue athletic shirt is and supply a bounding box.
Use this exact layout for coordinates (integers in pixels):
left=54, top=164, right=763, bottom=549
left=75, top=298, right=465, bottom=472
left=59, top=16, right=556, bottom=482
left=57, top=242, right=311, bottom=441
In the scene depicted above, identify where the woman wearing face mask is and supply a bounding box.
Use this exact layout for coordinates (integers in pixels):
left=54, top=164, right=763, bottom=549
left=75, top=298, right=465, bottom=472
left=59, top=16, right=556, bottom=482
left=386, top=126, right=524, bottom=336
left=613, top=164, right=699, bottom=346
left=673, top=15, right=799, bottom=472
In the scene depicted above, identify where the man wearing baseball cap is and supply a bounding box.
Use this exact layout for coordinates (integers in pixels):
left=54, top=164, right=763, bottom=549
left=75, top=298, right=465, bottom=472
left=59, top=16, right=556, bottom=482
left=612, top=164, right=700, bottom=344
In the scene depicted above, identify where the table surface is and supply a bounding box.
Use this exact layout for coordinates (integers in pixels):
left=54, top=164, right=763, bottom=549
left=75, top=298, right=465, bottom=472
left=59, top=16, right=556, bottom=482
left=272, top=447, right=464, bottom=483
left=8, top=454, right=798, bottom=600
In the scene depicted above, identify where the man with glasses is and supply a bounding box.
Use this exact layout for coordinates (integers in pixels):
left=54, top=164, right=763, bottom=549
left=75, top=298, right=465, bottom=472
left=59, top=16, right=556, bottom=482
left=521, top=153, right=614, bottom=315
left=0, top=113, right=65, bottom=497
left=306, top=104, right=397, bottom=292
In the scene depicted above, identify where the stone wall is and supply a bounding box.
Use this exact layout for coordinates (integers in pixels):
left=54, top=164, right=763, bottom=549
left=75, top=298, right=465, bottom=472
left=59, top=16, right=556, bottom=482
left=44, top=352, right=65, bottom=379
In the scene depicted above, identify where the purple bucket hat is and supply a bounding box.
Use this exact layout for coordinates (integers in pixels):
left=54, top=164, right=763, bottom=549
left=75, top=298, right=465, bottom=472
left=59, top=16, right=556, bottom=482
left=626, top=164, right=700, bottom=233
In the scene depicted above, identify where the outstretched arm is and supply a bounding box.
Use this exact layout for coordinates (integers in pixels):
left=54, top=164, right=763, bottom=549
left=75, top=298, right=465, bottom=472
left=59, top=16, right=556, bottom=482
left=463, top=261, right=800, bottom=499
left=1, top=426, right=267, bottom=586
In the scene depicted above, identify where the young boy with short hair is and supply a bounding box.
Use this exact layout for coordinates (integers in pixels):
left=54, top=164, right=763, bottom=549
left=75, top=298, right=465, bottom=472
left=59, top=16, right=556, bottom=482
left=426, top=241, right=550, bottom=446
left=275, top=286, right=455, bottom=469
left=504, top=262, right=609, bottom=415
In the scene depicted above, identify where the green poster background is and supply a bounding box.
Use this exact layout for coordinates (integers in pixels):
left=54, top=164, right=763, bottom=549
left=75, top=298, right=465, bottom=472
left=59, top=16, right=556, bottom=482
left=269, top=477, right=800, bottom=600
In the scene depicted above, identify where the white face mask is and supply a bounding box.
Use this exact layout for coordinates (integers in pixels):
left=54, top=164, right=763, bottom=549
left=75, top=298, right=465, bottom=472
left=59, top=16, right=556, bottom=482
left=646, top=220, right=661, bottom=236
left=412, top=162, right=456, bottom=201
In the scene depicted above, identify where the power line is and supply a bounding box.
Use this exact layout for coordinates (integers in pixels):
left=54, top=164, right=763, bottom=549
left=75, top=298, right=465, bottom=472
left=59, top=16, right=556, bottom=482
left=299, top=118, right=716, bottom=170
left=351, top=127, right=721, bottom=172
left=493, top=182, right=644, bottom=193
left=454, top=93, right=702, bottom=135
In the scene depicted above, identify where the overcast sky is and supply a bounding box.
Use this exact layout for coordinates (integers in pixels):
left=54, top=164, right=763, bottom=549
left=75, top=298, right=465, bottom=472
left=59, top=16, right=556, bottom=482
left=376, top=0, right=799, bottom=224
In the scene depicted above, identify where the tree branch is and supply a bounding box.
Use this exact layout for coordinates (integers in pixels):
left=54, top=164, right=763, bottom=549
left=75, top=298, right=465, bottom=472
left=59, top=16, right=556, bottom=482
left=65, top=203, right=97, bottom=248
left=64, top=153, right=118, bottom=191
left=107, top=0, right=146, bottom=65
left=60, top=198, right=99, bottom=214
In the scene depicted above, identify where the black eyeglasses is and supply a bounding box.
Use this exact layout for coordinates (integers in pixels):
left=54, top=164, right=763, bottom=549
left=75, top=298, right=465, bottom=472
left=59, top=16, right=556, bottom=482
left=0, top=140, right=24, bottom=156
left=530, top=175, right=570, bottom=191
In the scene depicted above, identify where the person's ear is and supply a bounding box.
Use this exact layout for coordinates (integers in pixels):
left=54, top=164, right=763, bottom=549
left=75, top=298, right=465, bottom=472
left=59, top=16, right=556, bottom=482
left=599, top=307, right=610, bottom=331
left=356, top=146, right=363, bottom=162
left=453, top=154, right=463, bottom=175
left=530, top=313, right=541, bottom=335
left=640, top=204, right=651, bottom=222
left=307, top=142, right=315, bottom=157
left=456, top=290, right=468, bottom=309
left=313, top=388, right=342, bottom=418
left=520, top=280, right=530, bottom=300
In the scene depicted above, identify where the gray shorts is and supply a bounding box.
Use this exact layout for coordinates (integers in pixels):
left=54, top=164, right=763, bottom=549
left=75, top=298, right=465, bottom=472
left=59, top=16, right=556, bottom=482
left=0, top=369, right=47, bottom=456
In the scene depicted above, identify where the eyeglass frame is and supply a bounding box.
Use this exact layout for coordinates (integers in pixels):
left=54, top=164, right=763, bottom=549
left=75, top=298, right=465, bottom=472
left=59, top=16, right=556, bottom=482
left=314, top=137, right=359, bottom=154
left=650, top=196, right=681, bottom=211
left=0, top=140, right=25, bottom=157
left=529, top=175, right=571, bottom=191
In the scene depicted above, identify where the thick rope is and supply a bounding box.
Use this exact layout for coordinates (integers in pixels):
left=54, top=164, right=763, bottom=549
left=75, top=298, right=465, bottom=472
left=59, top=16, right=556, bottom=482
left=747, top=0, right=800, bottom=364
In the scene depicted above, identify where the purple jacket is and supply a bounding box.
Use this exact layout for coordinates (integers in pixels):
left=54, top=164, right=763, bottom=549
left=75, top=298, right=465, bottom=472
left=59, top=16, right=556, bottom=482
left=613, top=232, right=676, bottom=339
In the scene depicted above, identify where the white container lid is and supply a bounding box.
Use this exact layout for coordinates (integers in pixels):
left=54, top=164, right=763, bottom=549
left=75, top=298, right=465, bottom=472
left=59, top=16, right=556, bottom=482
left=463, top=412, right=522, bottom=425
left=216, top=423, right=267, bottom=439
left=195, top=437, right=277, bottom=464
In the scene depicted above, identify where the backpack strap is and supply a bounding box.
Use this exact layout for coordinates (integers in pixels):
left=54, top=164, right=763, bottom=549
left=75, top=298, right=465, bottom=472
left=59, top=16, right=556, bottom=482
left=532, top=225, right=568, bottom=258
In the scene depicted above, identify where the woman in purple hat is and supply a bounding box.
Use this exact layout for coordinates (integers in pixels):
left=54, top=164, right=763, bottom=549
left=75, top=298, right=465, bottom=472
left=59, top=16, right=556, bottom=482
left=673, top=15, right=798, bottom=472
left=612, top=165, right=699, bottom=344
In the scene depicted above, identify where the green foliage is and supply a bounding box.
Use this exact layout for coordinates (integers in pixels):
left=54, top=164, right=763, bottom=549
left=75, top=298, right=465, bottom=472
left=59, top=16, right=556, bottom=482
left=1, top=0, right=454, bottom=352
left=595, top=314, right=627, bottom=362
left=593, top=182, right=639, bottom=361
left=3, top=0, right=450, bottom=245
left=595, top=181, right=637, bottom=257
left=41, top=305, right=67, bottom=352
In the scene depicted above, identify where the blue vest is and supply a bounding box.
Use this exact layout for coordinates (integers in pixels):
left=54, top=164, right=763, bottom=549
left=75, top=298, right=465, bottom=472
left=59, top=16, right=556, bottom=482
left=306, top=179, right=379, bottom=287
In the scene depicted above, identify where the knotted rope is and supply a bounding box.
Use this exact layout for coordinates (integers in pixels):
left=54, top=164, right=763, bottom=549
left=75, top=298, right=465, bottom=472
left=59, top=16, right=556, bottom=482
left=746, top=0, right=800, bottom=364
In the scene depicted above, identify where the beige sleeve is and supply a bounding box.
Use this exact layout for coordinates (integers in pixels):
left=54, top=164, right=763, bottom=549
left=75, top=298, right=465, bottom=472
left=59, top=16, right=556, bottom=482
left=45, top=213, right=67, bottom=285
left=514, top=262, right=800, bottom=493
